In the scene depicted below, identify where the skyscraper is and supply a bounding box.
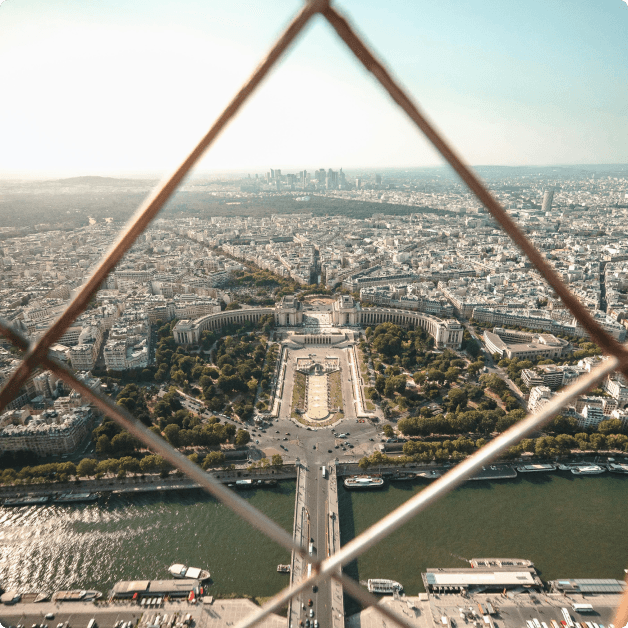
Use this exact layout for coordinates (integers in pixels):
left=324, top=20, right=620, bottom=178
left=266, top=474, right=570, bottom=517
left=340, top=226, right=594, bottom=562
left=542, top=189, right=554, bottom=213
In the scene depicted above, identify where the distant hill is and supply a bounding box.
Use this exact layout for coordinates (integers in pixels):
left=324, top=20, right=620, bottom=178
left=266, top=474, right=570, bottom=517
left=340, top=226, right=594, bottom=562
left=48, top=176, right=154, bottom=186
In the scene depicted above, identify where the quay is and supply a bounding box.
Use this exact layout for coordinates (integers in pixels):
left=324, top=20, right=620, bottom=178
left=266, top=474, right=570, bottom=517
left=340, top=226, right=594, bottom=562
left=0, top=597, right=285, bottom=628
left=2, top=582, right=622, bottom=628
left=0, top=467, right=298, bottom=503
left=3, top=457, right=618, bottom=505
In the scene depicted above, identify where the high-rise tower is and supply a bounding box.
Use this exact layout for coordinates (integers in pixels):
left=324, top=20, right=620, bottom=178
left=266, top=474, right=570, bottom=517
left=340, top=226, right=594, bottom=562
left=542, top=189, right=554, bottom=213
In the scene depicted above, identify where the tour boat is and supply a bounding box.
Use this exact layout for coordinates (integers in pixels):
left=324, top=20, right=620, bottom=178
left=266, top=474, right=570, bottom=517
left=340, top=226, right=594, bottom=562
left=168, top=564, right=211, bottom=581
left=343, top=475, right=384, bottom=489
left=367, top=579, right=403, bottom=594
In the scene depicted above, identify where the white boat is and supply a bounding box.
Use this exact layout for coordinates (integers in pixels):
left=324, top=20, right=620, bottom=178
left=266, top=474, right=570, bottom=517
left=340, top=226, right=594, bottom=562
left=608, top=462, right=628, bottom=474
left=571, top=464, right=605, bottom=475
left=367, top=579, right=403, bottom=594
left=343, top=475, right=384, bottom=489
left=168, top=564, right=210, bottom=581
left=516, top=464, right=556, bottom=473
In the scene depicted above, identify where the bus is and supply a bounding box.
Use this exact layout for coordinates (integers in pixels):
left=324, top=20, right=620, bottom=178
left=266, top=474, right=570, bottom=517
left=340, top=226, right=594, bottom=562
left=321, top=466, right=327, bottom=478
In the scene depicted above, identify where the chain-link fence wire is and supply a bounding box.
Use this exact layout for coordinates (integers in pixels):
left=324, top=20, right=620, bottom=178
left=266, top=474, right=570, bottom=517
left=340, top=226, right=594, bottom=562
left=1, top=2, right=627, bottom=627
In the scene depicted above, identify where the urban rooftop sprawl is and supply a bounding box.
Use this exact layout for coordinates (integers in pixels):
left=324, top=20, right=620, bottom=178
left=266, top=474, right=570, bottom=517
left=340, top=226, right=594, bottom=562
left=1, top=166, right=628, bottom=623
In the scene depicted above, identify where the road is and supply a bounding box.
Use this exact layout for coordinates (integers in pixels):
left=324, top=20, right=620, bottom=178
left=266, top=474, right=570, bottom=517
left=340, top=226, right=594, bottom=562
left=293, top=464, right=332, bottom=628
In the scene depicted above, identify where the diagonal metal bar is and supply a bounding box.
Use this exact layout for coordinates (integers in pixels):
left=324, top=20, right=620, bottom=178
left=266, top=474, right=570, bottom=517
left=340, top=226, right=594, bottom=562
left=322, top=5, right=628, bottom=379
left=0, top=319, right=308, bottom=559
left=0, top=0, right=327, bottom=414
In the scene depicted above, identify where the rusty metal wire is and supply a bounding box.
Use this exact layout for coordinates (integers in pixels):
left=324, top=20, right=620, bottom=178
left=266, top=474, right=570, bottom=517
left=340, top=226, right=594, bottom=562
left=1, top=1, right=627, bottom=627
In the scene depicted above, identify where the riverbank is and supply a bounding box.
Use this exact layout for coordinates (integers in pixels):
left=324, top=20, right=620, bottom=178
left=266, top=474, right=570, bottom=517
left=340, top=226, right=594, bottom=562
left=4, top=455, right=625, bottom=503
left=0, top=466, right=298, bottom=501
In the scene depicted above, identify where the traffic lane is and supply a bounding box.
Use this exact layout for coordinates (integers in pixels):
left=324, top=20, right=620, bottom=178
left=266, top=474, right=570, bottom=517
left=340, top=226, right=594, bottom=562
left=302, top=467, right=331, bottom=628
left=315, top=469, right=331, bottom=624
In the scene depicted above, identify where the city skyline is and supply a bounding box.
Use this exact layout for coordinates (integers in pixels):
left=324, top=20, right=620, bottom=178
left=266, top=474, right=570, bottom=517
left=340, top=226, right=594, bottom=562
left=1, top=0, right=627, bottom=176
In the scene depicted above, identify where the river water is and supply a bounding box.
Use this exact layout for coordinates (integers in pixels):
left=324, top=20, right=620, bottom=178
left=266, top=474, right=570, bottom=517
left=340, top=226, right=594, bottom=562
left=0, top=483, right=295, bottom=598
left=339, top=472, right=628, bottom=597
left=1, top=473, right=626, bottom=599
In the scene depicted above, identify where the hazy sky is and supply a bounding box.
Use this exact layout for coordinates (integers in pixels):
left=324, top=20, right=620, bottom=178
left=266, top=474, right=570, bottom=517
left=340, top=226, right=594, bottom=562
left=1, top=0, right=627, bottom=176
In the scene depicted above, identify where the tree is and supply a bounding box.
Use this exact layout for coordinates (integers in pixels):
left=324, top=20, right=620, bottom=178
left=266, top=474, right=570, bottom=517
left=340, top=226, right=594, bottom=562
left=202, top=451, right=226, bottom=469
left=119, top=456, right=140, bottom=476
left=546, top=414, right=579, bottom=435
left=271, top=454, right=283, bottom=468
left=77, top=458, right=98, bottom=478
left=235, top=429, right=251, bottom=447
left=413, top=371, right=426, bottom=385
left=163, top=424, right=181, bottom=447
left=445, top=367, right=461, bottom=383
left=95, top=434, right=112, bottom=455
left=382, top=425, right=394, bottom=438
left=598, top=419, right=626, bottom=435
left=111, top=431, right=136, bottom=456
left=446, top=388, right=467, bottom=412
left=140, top=455, right=159, bottom=474
left=59, top=461, right=77, bottom=478
left=428, top=368, right=445, bottom=384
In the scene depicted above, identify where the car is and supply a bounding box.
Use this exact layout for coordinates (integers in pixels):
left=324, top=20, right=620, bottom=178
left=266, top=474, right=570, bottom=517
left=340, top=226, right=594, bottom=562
left=283, top=437, right=288, bottom=441
left=348, top=444, right=354, bottom=448
left=314, top=621, right=319, bottom=628
left=308, top=599, right=313, bottom=607
left=334, top=445, right=339, bottom=449
left=276, top=430, right=280, bottom=433
left=309, top=609, right=314, bottom=617
left=312, top=585, right=318, bottom=593
left=369, top=438, right=374, bottom=441
left=328, top=449, right=332, bottom=453
left=285, top=432, right=290, bottom=435
left=255, top=440, right=259, bottom=444
left=45, top=617, right=54, bottom=622
left=312, top=445, right=316, bottom=449
left=305, top=620, right=310, bottom=628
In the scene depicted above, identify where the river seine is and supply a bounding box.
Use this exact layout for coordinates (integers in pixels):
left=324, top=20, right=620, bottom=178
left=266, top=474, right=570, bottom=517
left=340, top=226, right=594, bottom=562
left=0, top=473, right=626, bottom=599
left=339, top=472, right=628, bottom=596
left=0, top=482, right=295, bottom=598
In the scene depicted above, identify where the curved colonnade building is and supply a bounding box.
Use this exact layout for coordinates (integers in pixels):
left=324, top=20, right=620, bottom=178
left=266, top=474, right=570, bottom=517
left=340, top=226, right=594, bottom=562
left=173, top=295, right=463, bottom=350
